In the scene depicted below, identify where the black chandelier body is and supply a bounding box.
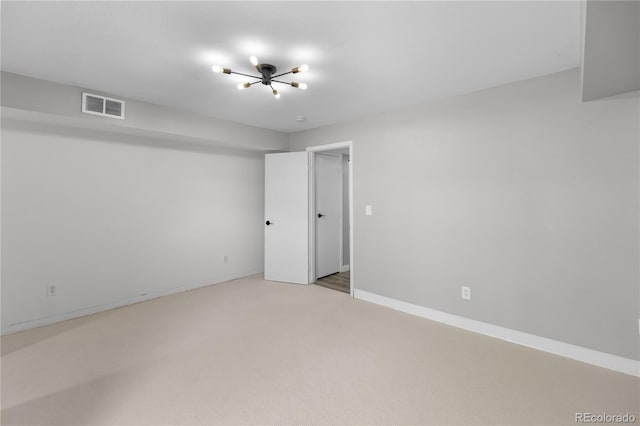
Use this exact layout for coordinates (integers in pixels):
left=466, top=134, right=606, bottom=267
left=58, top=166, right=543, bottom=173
left=213, top=56, right=308, bottom=98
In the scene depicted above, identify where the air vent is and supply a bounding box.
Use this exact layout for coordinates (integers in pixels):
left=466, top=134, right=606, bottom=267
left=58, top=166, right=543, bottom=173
left=82, top=92, right=125, bottom=119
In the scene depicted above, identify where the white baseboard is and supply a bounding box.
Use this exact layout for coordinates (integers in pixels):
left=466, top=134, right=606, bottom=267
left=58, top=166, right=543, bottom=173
left=354, top=289, right=639, bottom=377
left=1, top=270, right=262, bottom=336
left=340, top=265, right=350, bottom=272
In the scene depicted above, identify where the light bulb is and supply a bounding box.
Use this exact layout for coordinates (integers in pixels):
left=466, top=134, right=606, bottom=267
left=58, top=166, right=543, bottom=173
left=212, top=65, right=231, bottom=74
left=291, top=82, right=308, bottom=90
left=292, top=64, right=309, bottom=73
left=250, top=56, right=259, bottom=67
left=272, top=89, right=280, bottom=99
left=237, top=82, right=251, bottom=90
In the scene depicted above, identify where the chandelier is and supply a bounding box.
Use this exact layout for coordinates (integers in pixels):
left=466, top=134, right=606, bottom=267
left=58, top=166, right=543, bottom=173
left=212, top=56, right=309, bottom=99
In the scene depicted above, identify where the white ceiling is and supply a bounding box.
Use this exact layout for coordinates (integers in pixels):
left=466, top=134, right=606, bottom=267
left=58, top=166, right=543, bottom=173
left=1, top=1, right=581, bottom=133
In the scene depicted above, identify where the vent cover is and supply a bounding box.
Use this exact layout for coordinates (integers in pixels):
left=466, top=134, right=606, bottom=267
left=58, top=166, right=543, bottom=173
left=82, top=92, right=125, bottom=119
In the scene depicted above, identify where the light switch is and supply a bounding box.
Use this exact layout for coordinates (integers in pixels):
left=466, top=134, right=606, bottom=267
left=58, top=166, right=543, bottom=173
left=365, top=205, right=372, bottom=216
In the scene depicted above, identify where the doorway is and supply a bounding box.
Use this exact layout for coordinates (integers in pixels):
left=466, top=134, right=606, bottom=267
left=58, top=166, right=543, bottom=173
left=307, top=141, right=353, bottom=296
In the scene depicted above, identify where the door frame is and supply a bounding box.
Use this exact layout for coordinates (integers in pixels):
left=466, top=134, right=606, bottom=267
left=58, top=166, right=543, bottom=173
left=306, top=141, right=354, bottom=296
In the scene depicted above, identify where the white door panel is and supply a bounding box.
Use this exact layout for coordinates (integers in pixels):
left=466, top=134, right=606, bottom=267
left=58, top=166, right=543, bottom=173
left=315, top=153, right=341, bottom=279
left=264, top=152, right=309, bottom=284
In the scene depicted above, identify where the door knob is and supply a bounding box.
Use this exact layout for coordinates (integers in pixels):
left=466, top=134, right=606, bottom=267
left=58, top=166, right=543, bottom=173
left=265, top=220, right=273, bottom=225
left=317, top=213, right=325, bottom=218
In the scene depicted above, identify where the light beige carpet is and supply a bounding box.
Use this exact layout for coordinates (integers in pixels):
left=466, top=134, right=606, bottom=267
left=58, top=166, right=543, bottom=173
left=2, top=275, right=638, bottom=425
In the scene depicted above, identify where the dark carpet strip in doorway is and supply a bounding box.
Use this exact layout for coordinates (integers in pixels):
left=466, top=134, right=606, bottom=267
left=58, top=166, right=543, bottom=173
left=315, top=271, right=350, bottom=294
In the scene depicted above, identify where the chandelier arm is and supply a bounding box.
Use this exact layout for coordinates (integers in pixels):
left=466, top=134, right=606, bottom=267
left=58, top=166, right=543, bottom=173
left=271, top=70, right=293, bottom=79
left=271, top=79, right=292, bottom=85
left=250, top=81, right=262, bottom=86
left=229, top=71, right=262, bottom=79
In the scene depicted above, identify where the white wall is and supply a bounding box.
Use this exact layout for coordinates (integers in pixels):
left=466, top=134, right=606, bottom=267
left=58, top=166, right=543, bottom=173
left=1, top=71, right=289, bottom=152
left=581, top=0, right=640, bottom=101
left=1, top=120, right=265, bottom=333
left=290, top=69, right=640, bottom=361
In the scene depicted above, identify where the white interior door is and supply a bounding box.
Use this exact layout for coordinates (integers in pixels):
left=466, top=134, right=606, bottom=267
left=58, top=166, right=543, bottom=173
left=315, top=153, right=341, bottom=279
left=264, top=152, right=309, bottom=284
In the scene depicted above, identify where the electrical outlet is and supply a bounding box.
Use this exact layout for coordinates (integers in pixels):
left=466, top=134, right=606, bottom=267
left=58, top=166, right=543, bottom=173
left=365, top=205, right=372, bottom=216
left=224, top=255, right=228, bottom=263
left=461, top=286, right=471, bottom=300
left=46, top=285, right=57, bottom=296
